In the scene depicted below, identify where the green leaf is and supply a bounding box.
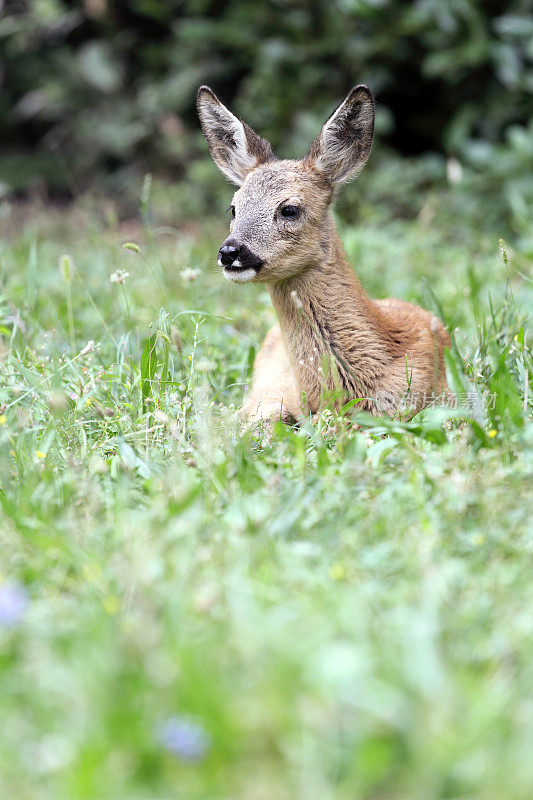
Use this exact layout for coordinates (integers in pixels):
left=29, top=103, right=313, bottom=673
left=141, top=334, right=157, bottom=407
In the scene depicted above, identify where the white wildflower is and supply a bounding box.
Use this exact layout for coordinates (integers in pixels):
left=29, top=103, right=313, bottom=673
left=110, top=270, right=130, bottom=284
left=180, top=268, right=201, bottom=283
left=79, top=340, right=94, bottom=357
left=195, top=358, right=216, bottom=373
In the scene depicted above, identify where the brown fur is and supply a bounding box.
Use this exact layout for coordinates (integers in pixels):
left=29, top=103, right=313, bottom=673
left=243, top=226, right=450, bottom=421
left=197, top=85, right=451, bottom=423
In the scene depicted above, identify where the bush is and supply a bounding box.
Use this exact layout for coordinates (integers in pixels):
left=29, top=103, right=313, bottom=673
left=0, top=0, right=531, bottom=229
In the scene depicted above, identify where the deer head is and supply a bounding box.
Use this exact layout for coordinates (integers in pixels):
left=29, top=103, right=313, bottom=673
left=197, top=84, right=375, bottom=283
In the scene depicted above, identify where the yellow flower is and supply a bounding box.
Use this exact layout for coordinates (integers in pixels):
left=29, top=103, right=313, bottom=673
left=329, top=563, right=345, bottom=580
left=0, top=415, right=6, bottom=425
left=103, top=595, right=120, bottom=615
left=35, top=450, right=46, bottom=459
left=82, top=563, right=102, bottom=583
left=85, top=398, right=92, bottom=407
left=488, top=429, right=497, bottom=438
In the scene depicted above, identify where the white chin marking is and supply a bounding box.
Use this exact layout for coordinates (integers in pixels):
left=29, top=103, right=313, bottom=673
left=223, top=267, right=257, bottom=283
left=217, top=258, right=223, bottom=267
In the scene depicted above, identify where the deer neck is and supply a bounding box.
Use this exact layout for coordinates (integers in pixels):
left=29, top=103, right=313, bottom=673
left=269, top=229, right=390, bottom=412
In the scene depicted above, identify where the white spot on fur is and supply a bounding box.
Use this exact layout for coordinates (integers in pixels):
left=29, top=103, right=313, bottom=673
left=290, top=290, right=303, bottom=309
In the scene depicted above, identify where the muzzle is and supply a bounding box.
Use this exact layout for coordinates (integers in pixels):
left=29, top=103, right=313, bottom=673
left=217, top=238, right=264, bottom=277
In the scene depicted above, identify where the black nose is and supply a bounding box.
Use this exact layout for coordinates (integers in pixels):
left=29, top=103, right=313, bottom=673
left=218, top=240, right=241, bottom=266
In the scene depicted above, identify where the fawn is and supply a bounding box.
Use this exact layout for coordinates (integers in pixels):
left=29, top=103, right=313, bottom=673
left=197, top=84, right=450, bottom=422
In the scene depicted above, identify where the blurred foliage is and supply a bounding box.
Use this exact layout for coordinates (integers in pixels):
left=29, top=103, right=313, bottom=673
left=0, top=0, right=532, bottom=234
left=0, top=195, right=531, bottom=800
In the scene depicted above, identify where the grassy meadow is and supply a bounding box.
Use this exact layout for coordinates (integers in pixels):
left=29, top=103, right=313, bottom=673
left=0, top=190, right=532, bottom=800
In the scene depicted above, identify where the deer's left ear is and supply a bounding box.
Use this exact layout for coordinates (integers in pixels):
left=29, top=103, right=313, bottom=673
left=197, top=86, right=274, bottom=186
left=307, top=85, right=375, bottom=184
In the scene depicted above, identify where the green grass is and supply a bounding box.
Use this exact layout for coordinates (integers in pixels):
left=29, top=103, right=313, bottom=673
left=0, top=196, right=531, bottom=800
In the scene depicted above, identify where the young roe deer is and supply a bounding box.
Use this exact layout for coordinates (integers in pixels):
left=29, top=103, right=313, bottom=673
left=197, top=84, right=450, bottom=423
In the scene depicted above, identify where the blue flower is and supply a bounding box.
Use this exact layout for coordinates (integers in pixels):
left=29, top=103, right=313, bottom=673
left=156, top=717, right=211, bottom=762
left=0, top=582, right=28, bottom=627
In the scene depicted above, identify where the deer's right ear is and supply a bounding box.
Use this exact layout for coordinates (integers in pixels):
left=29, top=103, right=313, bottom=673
left=197, top=86, right=274, bottom=186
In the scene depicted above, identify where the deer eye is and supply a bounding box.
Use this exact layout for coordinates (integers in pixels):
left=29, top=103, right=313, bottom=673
left=280, top=204, right=300, bottom=219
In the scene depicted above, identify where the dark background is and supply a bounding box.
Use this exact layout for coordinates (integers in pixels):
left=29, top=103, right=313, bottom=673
left=0, top=0, right=532, bottom=233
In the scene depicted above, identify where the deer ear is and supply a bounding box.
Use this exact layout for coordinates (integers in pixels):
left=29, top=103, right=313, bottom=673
left=307, top=85, right=375, bottom=184
left=197, top=86, right=274, bottom=186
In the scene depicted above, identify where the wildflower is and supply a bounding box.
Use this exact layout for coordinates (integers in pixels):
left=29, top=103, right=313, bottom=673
left=49, top=391, right=68, bottom=415
left=35, top=450, right=46, bottom=459
left=122, top=242, right=140, bottom=254
left=0, top=581, right=28, bottom=627
left=110, top=270, right=130, bottom=284
left=103, top=595, right=120, bottom=615
left=156, top=717, right=211, bottom=762
left=195, top=358, right=216, bottom=373
left=59, top=254, right=73, bottom=281
left=488, top=429, right=497, bottom=438
left=498, top=239, right=508, bottom=267
left=0, top=415, right=6, bottom=425
left=171, top=326, right=183, bottom=352
left=79, top=340, right=94, bottom=356
left=329, top=564, right=345, bottom=580
left=180, top=267, right=201, bottom=283
left=82, top=563, right=102, bottom=584
left=141, top=173, right=152, bottom=206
